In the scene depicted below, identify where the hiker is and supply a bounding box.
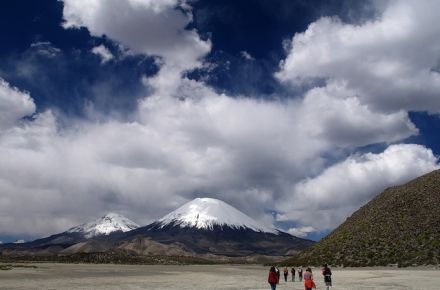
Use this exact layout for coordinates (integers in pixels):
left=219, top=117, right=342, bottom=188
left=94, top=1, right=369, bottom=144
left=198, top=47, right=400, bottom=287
left=298, top=268, right=303, bottom=282
left=268, top=266, right=279, bottom=290
left=283, top=267, right=288, bottom=282
left=322, top=264, right=332, bottom=290
left=304, top=267, right=316, bottom=290
left=291, top=267, right=296, bottom=282
left=303, top=267, right=313, bottom=280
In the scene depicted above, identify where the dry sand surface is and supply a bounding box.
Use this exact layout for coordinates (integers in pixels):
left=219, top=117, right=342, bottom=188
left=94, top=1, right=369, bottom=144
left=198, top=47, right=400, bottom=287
left=0, top=263, right=439, bottom=290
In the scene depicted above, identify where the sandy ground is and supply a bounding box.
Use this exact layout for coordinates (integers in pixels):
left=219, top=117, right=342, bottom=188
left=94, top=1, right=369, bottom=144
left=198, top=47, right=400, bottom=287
left=0, top=263, right=439, bottom=290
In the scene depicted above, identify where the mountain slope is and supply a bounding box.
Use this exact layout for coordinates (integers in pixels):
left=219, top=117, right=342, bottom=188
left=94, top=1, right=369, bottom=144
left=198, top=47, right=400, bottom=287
left=283, top=169, right=440, bottom=266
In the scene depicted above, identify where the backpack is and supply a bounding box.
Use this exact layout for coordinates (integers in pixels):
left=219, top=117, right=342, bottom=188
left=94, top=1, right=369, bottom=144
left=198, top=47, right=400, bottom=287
left=268, top=272, right=278, bottom=284
left=304, top=279, right=316, bottom=288
left=323, top=267, right=332, bottom=282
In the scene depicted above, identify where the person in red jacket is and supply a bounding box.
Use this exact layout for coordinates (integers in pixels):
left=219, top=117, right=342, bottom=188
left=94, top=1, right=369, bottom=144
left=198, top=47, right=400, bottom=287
left=304, top=267, right=316, bottom=290
left=268, top=266, right=279, bottom=290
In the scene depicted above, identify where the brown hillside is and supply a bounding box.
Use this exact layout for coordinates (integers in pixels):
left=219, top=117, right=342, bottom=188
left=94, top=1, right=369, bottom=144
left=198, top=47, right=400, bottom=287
left=284, top=169, right=440, bottom=267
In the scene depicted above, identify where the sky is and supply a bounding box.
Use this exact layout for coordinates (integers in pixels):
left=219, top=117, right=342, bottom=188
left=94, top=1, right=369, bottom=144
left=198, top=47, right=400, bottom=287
left=1, top=0, right=440, bottom=243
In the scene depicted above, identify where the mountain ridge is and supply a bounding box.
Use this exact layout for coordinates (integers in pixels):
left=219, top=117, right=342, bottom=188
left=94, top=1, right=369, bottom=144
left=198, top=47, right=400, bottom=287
left=67, top=212, right=139, bottom=238
left=1, top=198, right=314, bottom=260
left=0, top=212, right=139, bottom=251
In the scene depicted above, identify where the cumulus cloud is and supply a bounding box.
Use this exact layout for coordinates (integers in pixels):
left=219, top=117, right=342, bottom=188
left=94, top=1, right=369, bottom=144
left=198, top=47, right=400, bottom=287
left=91, top=45, right=114, bottom=63
left=0, top=78, right=36, bottom=130
left=62, top=0, right=194, bottom=60
left=278, top=0, right=440, bottom=113
left=277, top=144, right=439, bottom=231
left=62, top=0, right=211, bottom=95
left=298, top=80, right=417, bottom=147
left=288, top=226, right=316, bottom=238
left=0, top=77, right=433, bottom=237
left=0, top=84, right=317, bottom=235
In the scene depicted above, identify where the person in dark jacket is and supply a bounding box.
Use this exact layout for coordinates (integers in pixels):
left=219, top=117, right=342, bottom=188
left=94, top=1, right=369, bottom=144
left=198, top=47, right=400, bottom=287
left=298, top=268, right=303, bottom=282
left=322, top=264, right=332, bottom=290
left=291, top=267, right=296, bottom=282
left=268, top=266, right=279, bottom=290
left=283, top=267, right=288, bottom=282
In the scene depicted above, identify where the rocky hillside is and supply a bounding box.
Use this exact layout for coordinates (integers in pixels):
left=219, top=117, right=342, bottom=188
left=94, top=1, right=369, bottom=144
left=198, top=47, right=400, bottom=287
left=283, top=169, right=440, bottom=267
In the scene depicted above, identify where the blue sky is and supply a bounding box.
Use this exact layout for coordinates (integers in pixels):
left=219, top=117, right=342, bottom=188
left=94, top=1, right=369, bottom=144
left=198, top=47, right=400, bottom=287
left=1, top=0, right=440, bottom=243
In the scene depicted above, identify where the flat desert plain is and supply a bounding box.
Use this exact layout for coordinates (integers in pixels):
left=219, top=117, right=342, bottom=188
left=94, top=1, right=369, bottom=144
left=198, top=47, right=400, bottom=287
left=0, top=263, right=439, bottom=290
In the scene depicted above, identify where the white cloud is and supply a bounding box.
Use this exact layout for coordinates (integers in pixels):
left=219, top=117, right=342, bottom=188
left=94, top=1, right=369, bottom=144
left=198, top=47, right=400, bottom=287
left=298, top=80, right=417, bottom=147
left=91, top=45, right=114, bottom=63
left=241, top=51, right=254, bottom=61
left=277, top=0, right=440, bottom=113
left=288, top=226, right=316, bottom=238
left=0, top=78, right=36, bottom=130
left=30, top=42, right=61, bottom=57
left=0, top=77, right=431, bottom=237
left=62, top=0, right=211, bottom=95
left=277, top=144, right=439, bottom=231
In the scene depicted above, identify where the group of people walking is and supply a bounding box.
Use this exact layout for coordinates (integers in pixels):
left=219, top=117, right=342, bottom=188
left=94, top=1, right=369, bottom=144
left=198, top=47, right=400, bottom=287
left=268, top=264, right=332, bottom=290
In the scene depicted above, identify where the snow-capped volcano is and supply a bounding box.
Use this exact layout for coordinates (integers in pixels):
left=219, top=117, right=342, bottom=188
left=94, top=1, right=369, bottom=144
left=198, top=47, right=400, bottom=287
left=1, top=200, right=314, bottom=258
left=157, top=197, right=277, bottom=234
left=67, top=213, right=139, bottom=238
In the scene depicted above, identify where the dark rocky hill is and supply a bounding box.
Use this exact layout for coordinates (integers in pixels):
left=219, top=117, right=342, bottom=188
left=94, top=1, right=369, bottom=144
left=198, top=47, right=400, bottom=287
left=283, top=169, right=440, bottom=267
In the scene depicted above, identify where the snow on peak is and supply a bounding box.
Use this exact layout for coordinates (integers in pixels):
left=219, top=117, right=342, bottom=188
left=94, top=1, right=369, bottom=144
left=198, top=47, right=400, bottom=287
left=67, top=212, right=139, bottom=238
left=157, top=197, right=277, bottom=233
